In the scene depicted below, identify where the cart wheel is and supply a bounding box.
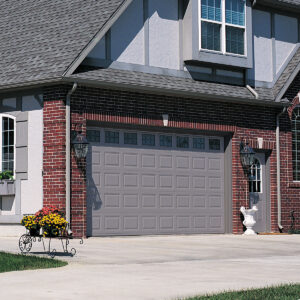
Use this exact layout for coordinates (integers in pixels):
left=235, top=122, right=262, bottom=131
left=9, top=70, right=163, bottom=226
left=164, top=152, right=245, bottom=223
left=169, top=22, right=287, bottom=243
left=19, top=234, right=33, bottom=253
left=70, top=248, right=76, bottom=256
left=50, top=249, right=56, bottom=259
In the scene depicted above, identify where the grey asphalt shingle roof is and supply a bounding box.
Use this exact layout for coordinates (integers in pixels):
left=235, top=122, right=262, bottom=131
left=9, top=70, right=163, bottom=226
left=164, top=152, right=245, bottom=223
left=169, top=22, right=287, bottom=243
left=69, top=46, right=300, bottom=104
left=0, top=0, right=126, bottom=88
left=0, top=0, right=299, bottom=105
left=70, top=68, right=279, bottom=103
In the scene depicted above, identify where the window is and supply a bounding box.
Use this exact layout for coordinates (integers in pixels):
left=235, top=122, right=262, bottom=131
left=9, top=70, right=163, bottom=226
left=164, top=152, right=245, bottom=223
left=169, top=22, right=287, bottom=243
left=177, top=137, right=189, bottom=148
left=160, top=135, right=172, bottom=147
left=105, top=131, right=119, bottom=144
left=200, top=0, right=246, bottom=55
left=292, top=108, right=300, bottom=181
left=0, top=115, right=15, bottom=174
left=124, top=132, right=137, bottom=145
left=209, top=139, right=221, bottom=150
left=193, top=137, right=205, bottom=150
left=142, top=134, right=155, bottom=146
left=87, top=130, right=100, bottom=143
left=249, top=158, right=261, bottom=193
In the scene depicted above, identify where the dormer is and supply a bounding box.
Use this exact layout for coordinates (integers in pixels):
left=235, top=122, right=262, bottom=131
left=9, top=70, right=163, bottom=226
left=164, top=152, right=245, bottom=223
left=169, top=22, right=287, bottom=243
left=183, top=0, right=253, bottom=69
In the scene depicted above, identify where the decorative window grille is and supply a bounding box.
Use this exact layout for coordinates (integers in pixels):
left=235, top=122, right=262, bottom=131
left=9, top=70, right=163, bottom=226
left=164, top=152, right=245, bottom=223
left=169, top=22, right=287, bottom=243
left=292, top=108, right=300, bottom=181
left=249, top=158, right=261, bottom=193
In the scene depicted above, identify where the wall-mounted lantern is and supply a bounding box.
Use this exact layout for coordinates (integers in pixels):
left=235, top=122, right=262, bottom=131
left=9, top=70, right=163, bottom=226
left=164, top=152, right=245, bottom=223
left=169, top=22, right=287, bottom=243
left=240, top=141, right=256, bottom=173
left=72, top=131, right=89, bottom=159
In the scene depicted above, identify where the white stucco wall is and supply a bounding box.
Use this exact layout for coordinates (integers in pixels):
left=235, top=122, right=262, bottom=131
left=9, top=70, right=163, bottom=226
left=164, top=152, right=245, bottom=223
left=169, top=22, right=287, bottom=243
left=248, top=9, right=273, bottom=83
left=148, top=0, right=179, bottom=69
left=274, top=14, right=298, bottom=73
left=111, top=0, right=145, bottom=64
left=21, top=95, right=43, bottom=215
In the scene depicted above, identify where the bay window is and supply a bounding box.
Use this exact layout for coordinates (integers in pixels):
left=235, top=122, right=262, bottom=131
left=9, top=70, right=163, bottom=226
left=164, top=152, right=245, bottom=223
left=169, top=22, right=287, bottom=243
left=200, top=0, right=246, bottom=55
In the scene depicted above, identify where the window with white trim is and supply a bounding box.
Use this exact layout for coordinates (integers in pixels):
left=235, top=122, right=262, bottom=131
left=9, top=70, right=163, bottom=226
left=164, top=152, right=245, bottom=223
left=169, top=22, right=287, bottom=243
left=200, top=0, right=246, bottom=55
left=292, top=107, right=300, bottom=181
left=0, top=115, right=15, bottom=174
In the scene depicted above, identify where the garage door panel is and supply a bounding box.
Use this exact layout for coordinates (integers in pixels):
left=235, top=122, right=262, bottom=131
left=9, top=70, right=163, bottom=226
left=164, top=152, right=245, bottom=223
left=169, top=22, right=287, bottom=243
left=87, top=129, right=225, bottom=236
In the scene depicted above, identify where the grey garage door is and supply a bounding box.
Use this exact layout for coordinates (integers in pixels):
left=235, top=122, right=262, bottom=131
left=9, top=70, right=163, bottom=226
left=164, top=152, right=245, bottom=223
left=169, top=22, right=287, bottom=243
left=86, top=128, right=225, bottom=236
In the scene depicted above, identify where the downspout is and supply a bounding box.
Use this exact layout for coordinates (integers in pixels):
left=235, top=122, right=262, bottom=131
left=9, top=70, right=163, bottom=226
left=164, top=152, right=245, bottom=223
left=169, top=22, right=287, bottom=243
left=66, top=83, right=78, bottom=229
left=246, top=85, right=259, bottom=99
left=276, top=107, right=287, bottom=231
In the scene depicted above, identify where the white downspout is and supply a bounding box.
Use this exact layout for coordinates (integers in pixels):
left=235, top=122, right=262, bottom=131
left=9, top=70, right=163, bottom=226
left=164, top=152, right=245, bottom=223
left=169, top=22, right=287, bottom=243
left=276, top=107, right=287, bottom=231
left=246, top=85, right=259, bottom=99
left=66, top=83, right=78, bottom=228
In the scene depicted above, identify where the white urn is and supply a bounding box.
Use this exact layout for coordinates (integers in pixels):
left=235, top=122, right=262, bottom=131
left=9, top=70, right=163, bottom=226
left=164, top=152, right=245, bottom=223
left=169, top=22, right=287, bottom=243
left=240, top=206, right=258, bottom=235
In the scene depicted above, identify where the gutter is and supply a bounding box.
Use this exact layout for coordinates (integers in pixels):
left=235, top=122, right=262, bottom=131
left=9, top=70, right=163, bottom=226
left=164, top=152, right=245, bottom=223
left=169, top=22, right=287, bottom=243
left=66, top=83, right=78, bottom=229
left=276, top=106, right=287, bottom=231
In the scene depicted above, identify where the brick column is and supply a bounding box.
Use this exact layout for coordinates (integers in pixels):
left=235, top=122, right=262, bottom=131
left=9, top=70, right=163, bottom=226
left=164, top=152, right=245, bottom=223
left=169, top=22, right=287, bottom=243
left=43, top=87, right=67, bottom=212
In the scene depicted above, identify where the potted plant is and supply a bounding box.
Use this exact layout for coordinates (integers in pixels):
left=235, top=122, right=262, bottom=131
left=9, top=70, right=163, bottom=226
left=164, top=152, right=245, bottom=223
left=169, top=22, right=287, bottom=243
left=39, top=213, right=68, bottom=237
left=0, top=170, right=15, bottom=195
left=21, top=215, right=40, bottom=236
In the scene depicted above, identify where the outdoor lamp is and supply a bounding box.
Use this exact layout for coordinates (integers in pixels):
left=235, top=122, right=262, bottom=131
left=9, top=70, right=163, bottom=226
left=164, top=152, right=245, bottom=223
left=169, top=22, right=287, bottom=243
left=72, top=131, right=89, bottom=159
left=240, top=141, right=255, bottom=171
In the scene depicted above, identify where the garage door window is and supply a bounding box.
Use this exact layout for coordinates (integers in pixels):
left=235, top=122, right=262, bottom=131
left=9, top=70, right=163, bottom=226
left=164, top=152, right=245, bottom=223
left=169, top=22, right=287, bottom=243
left=209, top=139, right=221, bottom=150
left=87, top=130, right=100, bottom=143
left=193, top=137, right=205, bottom=150
left=160, top=135, right=172, bottom=147
left=177, top=136, right=189, bottom=148
left=142, top=134, right=155, bottom=146
left=124, top=132, right=137, bottom=145
left=105, top=131, right=119, bottom=144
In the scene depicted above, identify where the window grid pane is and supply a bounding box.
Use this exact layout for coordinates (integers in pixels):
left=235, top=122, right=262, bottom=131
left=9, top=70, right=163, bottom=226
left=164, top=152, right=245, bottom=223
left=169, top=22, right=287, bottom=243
left=105, top=131, right=119, bottom=144
left=201, top=21, right=221, bottom=51
left=225, top=0, right=245, bottom=26
left=2, top=117, right=14, bottom=173
left=142, top=134, right=155, bottom=146
left=160, top=135, right=172, bottom=147
left=209, top=139, right=221, bottom=150
left=124, top=133, right=137, bottom=145
left=87, top=130, right=100, bottom=143
left=177, top=137, right=189, bottom=149
left=226, top=26, right=244, bottom=55
left=193, top=138, right=205, bottom=150
left=201, top=0, right=222, bottom=22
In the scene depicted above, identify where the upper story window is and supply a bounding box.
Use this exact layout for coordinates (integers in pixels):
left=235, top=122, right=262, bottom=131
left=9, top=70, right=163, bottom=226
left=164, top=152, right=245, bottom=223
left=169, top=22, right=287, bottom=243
left=292, top=108, right=300, bottom=181
left=200, top=0, right=246, bottom=55
left=0, top=115, right=15, bottom=175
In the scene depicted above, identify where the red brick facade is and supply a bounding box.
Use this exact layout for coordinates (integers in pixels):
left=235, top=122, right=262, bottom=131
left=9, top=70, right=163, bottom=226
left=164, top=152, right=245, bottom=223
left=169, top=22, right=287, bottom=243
left=43, top=85, right=300, bottom=237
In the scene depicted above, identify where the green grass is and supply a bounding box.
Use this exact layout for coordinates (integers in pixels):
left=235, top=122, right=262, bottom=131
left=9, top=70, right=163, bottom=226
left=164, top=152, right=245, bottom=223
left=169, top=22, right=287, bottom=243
left=0, top=252, right=67, bottom=273
left=182, top=284, right=300, bottom=300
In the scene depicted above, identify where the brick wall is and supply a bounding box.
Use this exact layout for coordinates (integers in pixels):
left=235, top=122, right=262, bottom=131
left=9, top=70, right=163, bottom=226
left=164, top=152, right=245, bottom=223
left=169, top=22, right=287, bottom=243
left=43, top=84, right=300, bottom=235
left=43, top=85, right=87, bottom=237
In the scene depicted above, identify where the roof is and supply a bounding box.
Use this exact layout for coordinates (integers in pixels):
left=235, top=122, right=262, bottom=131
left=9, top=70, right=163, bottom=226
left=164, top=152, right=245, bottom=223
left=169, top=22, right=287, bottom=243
left=0, top=0, right=129, bottom=89
left=0, top=0, right=299, bottom=106
left=68, top=46, right=300, bottom=105
left=68, top=68, right=279, bottom=105
left=258, top=0, right=300, bottom=10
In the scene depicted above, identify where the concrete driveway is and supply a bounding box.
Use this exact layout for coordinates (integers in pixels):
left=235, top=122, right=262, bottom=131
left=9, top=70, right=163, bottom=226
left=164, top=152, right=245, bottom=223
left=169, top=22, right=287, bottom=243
left=1, top=234, right=300, bottom=300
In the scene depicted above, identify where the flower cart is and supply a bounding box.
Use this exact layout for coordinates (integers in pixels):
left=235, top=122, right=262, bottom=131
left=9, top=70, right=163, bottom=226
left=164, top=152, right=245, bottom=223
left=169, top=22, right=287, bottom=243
left=19, top=207, right=83, bottom=258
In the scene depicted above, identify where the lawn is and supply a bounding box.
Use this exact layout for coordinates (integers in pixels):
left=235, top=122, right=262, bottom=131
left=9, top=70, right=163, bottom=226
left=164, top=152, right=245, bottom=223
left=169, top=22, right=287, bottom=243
left=0, top=252, right=67, bottom=273
left=182, top=284, right=300, bottom=300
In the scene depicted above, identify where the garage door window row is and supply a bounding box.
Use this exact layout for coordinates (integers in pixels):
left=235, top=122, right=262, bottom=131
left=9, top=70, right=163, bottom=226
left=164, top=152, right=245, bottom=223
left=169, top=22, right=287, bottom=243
left=87, top=129, right=221, bottom=151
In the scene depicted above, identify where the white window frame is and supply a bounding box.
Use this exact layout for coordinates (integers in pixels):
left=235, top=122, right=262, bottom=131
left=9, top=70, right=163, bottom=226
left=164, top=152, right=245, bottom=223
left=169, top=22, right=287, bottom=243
left=198, top=0, right=247, bottom=57
left=0, top=114, right=16, bottom=176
